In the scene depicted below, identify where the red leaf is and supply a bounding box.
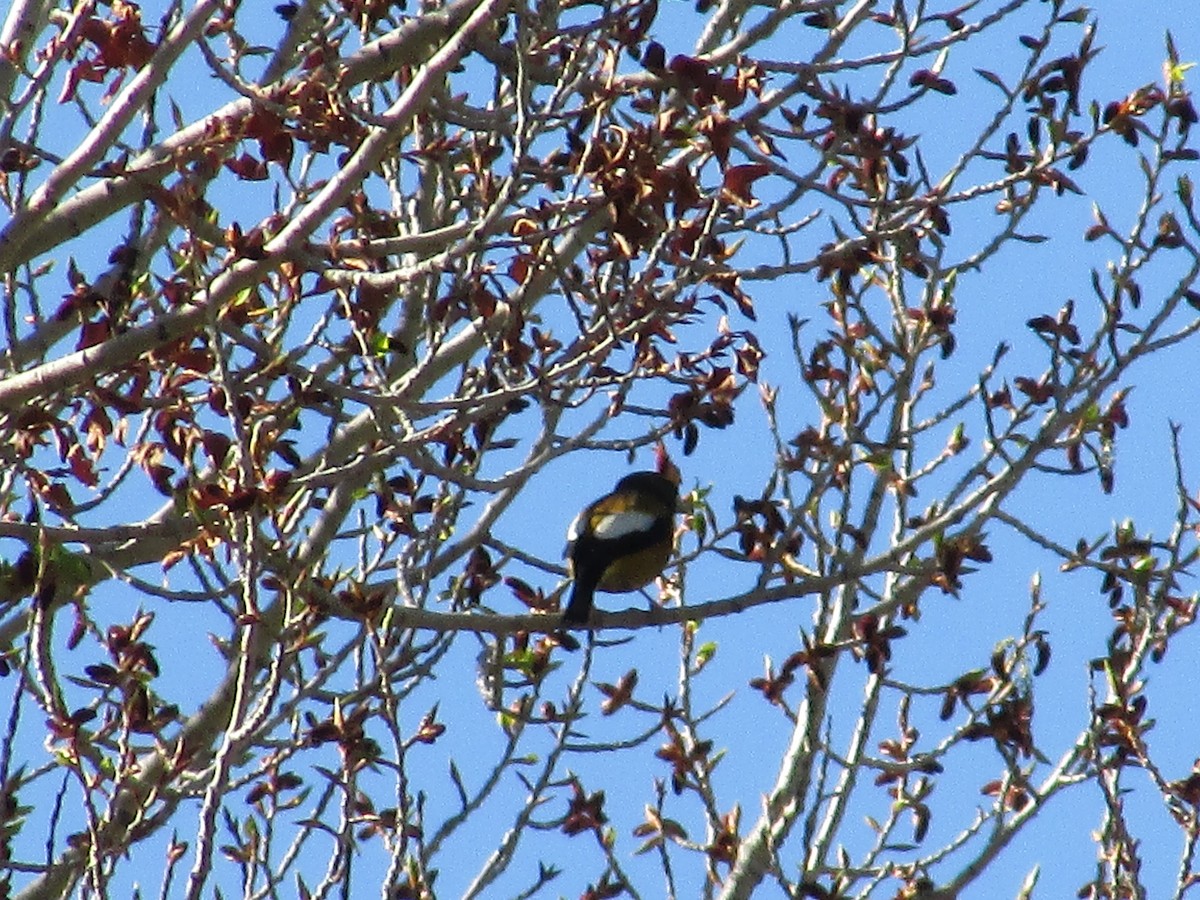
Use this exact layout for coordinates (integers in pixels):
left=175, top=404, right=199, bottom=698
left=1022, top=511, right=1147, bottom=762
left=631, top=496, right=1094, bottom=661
left=68, top=446, right=99, bottom=487
left=507, top=254, right=533, bottom=286
left=722, top=163, right=771, bottom=207
left=909, top=70, right=957, bottom=95
left=224, top=153, right=269, bottom=181
left=77, top=319, right=111, bottom=351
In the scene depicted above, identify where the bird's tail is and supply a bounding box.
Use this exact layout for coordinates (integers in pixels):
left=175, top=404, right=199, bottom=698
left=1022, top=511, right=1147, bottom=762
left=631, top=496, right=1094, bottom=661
left=561, top=577, right=596, bottom=626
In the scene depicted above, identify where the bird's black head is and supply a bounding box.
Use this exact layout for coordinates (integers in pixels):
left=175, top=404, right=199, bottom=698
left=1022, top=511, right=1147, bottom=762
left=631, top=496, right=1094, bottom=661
left=614, top=471, right=679, bottom=509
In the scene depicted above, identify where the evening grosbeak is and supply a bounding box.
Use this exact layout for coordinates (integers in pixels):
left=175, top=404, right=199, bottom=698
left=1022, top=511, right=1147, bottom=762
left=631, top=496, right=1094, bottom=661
left=561, top=470, right=680, bottom=627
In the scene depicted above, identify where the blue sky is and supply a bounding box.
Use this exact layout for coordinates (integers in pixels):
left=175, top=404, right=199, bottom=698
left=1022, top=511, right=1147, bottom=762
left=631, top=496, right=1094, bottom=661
left=4, top=1, right=1200, bottom=898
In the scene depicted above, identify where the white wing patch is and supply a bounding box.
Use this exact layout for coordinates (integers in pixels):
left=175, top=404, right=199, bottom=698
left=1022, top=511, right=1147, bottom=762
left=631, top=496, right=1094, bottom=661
left=566, top=511, right=584, bottom=545
left=591, top=509, right=656, bottom=540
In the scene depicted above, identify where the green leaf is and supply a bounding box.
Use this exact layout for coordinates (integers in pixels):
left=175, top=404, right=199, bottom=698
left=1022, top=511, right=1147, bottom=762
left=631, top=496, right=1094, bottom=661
left=1178, top=174, right=1194, bottom=209
left=1057, top=7, right=1091, bottom=24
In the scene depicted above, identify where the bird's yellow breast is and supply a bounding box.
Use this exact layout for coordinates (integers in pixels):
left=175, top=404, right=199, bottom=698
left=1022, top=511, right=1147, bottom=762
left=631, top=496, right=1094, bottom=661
left=595, top=541, right=672, bottom=593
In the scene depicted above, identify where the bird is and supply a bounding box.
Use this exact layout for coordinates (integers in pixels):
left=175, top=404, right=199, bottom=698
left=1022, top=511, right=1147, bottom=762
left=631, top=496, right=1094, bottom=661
left=561, top=469, right=680, bottom=627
